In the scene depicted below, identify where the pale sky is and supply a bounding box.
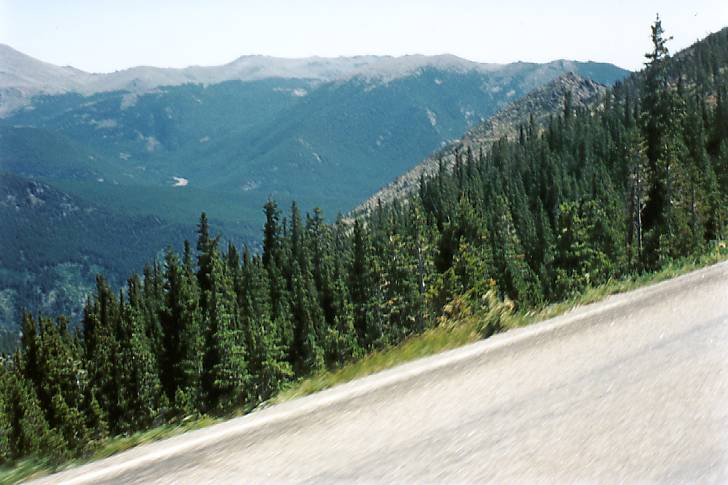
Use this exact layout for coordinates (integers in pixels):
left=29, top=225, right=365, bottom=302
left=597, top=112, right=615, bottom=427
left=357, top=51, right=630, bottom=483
left=1, top=0, right=726, bottom=73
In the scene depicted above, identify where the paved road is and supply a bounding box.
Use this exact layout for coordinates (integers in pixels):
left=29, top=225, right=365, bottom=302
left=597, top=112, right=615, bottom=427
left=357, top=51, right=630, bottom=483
left=35, top=262, right=728, bottom=484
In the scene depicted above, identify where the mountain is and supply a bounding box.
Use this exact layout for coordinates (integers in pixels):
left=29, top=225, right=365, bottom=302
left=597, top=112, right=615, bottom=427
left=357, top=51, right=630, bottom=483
left=0, top=43, right=628, bottom=115
left=0, top=50, right=629, bottom=213
left=1, top=22, right=725, bottom=469
left=356, top=72, right=608, bottom=213
left=0, top=59, right=630, bottom=229
left=0, top=46, right=629, bottom=335
left=0, top=45, right=92, bottom=116
left=0, top=172, right=201, bottom=344
left=355, top=26, right=728, bottom=216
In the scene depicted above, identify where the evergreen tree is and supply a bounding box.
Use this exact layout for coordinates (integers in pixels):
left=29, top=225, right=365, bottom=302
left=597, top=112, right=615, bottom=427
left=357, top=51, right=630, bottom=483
left=201, top=244, right=248, bottom=411
left=640, top=16, right=690, bottom=266
left=286, top=204, right=325, bottom=371
left=160, top=246, right=203, bottom=410
left=489, top=196, right=542, bottom=306
left=82, top=276, right=123, bottom=433
left=1, top=370, right=65, bottom=461
left=239, top=253, right=292, bottom=402
left=119, top=277, right=161, bottom=427
left=350, top=220, right=382, bottom=350
left=262, top=200, right=294, bottom=357
left=625, top=127, right=649, bottom=266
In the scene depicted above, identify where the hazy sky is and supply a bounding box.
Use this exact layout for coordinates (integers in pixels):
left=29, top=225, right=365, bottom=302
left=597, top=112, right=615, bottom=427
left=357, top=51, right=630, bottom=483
left=1, top=0, right=726, bottom=73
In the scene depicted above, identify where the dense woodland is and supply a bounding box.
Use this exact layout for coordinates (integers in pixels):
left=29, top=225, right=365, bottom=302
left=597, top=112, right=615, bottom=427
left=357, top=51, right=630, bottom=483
left=0, top=48, right=627, bottom=344
left=1, top=19, right=727, bottom=463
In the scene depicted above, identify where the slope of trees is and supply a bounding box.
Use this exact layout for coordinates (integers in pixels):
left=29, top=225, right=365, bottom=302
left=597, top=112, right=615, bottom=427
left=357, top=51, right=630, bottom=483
left=1, top=19, right=727, bottom=464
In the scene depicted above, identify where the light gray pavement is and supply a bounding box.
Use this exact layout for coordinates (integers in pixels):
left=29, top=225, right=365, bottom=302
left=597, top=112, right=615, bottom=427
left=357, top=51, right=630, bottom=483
left=33, top=261, right=728, bottom=484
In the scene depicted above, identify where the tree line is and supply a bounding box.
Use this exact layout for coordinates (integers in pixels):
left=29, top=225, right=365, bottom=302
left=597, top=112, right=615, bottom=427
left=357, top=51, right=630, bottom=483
left=1, top=18, right=727, bottom=463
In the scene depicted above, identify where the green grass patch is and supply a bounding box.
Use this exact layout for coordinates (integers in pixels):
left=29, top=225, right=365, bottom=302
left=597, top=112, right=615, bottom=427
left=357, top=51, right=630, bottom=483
left=275, top=315, right=482, bottom=402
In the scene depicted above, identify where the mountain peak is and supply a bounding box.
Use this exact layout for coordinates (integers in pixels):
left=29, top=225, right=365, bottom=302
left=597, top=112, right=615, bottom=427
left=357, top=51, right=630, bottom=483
left=0, top=44, right=629, bottom=117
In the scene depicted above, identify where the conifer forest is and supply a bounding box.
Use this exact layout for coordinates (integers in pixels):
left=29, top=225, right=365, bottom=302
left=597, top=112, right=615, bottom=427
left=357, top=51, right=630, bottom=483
left=1, top=20, right=727, bottom=464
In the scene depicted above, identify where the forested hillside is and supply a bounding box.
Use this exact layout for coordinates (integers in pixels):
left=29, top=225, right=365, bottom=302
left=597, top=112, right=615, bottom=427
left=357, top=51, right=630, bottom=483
left=1, top=20, right=726, bottom=465
left=0, top=173, right=195, bottom=351
left=0, top=56, right=628, bottom=336
left=356, top=72, right=609, bottom=213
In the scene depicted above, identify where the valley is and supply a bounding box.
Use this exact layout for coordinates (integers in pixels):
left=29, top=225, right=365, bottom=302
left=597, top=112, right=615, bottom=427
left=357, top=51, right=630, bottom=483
left=1, top=8, right=727, bottom=482
left=0, top=48, right=629, bottom=337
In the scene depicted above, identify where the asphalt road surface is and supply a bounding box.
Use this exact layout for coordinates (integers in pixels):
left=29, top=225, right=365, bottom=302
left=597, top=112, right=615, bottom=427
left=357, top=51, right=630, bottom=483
left=34, top=261, right=728, bottom=484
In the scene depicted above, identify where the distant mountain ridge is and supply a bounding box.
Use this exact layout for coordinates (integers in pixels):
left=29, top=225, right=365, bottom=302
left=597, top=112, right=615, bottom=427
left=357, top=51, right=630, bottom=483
left=0, top=43, right=628, bottom=116
left=1, top=55, right=629, bottom=215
